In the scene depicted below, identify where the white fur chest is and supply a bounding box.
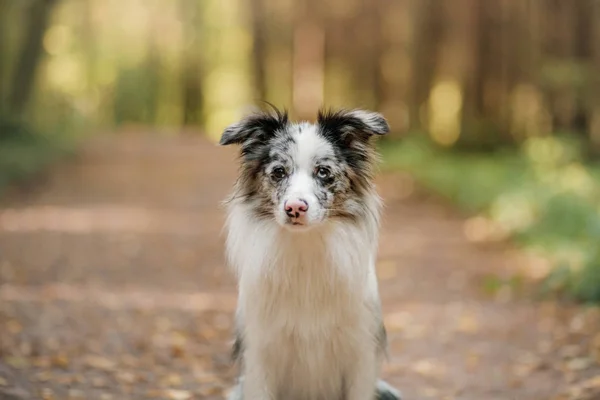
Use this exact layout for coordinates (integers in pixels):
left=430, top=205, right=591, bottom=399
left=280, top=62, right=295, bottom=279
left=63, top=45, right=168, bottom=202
left=225, top=203, right=382, bottom=399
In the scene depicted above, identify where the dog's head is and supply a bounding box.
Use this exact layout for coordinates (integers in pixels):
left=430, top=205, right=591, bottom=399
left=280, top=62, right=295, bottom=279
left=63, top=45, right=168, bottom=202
left=220, top=106, right=389, bottom=231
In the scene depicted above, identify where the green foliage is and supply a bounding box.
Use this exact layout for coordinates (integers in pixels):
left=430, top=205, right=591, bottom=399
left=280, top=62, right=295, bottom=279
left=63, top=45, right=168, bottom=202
left=0, top=116, right=77, bottom=196
left=112, top=66, right=161, bottom=125
left=381, top=134, right=600, bottom=302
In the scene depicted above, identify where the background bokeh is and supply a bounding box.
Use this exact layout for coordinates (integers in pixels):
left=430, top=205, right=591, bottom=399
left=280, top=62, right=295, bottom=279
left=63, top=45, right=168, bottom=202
left=1, top=2, right=600, bottom=399
left=1, top=0, right=598, bottom=143
left=4, top=0, right=598, bottom=299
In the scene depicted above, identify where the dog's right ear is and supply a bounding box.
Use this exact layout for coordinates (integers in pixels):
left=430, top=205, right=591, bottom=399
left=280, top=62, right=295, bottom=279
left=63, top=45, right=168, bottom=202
left=219, top=108, right=289, bottom=146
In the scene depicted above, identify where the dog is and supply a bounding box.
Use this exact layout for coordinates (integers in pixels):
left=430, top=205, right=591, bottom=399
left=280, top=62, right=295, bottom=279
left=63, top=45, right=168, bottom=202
left=219, top=105, right=402, bottom=400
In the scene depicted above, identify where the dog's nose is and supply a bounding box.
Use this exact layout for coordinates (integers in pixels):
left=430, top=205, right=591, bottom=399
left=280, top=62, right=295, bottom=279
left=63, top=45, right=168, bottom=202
left=284, top=198, right=308, bottom=218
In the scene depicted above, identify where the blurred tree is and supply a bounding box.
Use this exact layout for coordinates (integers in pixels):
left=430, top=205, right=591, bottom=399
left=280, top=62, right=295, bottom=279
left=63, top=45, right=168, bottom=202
left=573, top=0, right=594, bottom=137
left=0, top=0, right=597, bottom=148
left=250, top=0, right=267, bottom=101
left=180, top=0, right=204, bottom=126
left=461, top=0, right=515, bottom=148
left=377, top=0, right=411, bottom=135
left=144, top=11, right=161, bottom=125
left=356, top=0, right=384, bottom=110
left=113, top=6, right=162, bottom=126
left=0, top=0, right=7, bottom=112
left=408, top=0, right=441, bottom=132
left=543, top=0, right=590, bottom=134
left=427, top=0, right=479, bottom=147
left=82, top=0, right=97, bottom=90
left=591, top=0, right=600, bottom=153
left=291, top=0, right=324, bottom=120
left=8, top=0, right=59, bottom=117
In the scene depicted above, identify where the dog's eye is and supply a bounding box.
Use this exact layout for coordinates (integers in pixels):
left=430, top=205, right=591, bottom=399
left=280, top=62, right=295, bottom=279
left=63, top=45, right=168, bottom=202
left=271, top=167, right=287, bottom=181
left=316, top=167, right=331, bottom=180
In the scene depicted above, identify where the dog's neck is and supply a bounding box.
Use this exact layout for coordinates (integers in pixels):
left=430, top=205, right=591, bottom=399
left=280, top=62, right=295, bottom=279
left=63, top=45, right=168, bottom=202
left=224, top=198, right=381, bottom=285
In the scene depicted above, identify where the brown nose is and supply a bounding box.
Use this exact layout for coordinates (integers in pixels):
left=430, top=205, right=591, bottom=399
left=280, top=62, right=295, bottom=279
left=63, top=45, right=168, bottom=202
left=284, top=199, right=308, bottom=218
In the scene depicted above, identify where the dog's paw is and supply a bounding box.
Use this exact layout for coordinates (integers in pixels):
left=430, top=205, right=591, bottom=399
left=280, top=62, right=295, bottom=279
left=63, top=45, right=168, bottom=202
left=376, top=379, right=403, bottom=400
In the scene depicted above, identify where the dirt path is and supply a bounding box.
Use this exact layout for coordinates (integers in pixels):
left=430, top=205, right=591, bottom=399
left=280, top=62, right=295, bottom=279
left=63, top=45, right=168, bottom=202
left=0, top=134, right=598, bottom=400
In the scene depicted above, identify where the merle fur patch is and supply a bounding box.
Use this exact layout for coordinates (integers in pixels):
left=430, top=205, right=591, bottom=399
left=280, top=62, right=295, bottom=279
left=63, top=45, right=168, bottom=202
left=220, top=106, right=389, bottom=224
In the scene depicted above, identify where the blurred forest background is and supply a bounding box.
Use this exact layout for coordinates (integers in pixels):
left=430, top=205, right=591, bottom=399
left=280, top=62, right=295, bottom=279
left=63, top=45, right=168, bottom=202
left=1, top=0, right=600, bottom=301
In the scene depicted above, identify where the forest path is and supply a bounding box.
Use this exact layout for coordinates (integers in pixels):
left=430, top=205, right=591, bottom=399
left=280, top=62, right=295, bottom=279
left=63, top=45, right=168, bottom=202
left=0, top=133, right=598, bottom=400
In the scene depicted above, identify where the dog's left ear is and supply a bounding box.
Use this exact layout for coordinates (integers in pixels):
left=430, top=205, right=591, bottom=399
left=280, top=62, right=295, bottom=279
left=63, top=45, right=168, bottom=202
left=317, top=108, right=390, bottom=141
left=219, top=108, right=289, bottom=146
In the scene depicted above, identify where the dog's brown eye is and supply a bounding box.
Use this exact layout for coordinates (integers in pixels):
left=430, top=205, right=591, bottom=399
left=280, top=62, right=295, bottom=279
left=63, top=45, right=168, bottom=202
left=316, top=167, right=331, bottom=180
left=271, top=167, right=287, bottom=181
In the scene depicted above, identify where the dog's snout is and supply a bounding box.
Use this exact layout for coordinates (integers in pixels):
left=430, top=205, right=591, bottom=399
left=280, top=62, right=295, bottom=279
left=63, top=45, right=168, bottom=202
left=284, top=198, right=308, bottom=218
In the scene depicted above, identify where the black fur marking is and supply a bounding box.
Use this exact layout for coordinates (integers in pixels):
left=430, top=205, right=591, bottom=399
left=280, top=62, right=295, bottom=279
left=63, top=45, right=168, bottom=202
left=316, top=108, right=390, bottom=210
left=219, top=106, right=289, bottom=147
left=378, top=322, right=389, bottom=359
left=317, top=108, right=390, bottom=141
left=376, top=385, right=402, bottom=400
left=232, top=334, right=243, bottom=363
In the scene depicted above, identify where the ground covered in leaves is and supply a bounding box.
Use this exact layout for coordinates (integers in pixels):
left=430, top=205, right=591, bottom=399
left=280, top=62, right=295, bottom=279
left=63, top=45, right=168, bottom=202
left=0, top=134, right=599, bottom=400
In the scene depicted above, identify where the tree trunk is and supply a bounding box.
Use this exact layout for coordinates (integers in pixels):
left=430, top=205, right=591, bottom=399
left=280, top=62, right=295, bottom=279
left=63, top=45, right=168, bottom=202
left=377, top=0, right=411, bottom=136
left=8, top=0, right=58, bottom=116
left=460, top=0, right=523, bottom=149
left=360, top=0, right=384, bottom=111
left=291, top=0, right=324, bottom=120
left=590, top=0, right=600, bottom=154
left=180, top=0, right=203, bottom=126
left=426, top=0, right=479, bottom=147
left=82, top=0, right=97, bottom=91
left=0, top=0, right=8, bottom=113
left=546, top=0, right=578, bottom=132
left=250, top=0, right=267, bottom=101
left=408, top=0, right=441, bottom=132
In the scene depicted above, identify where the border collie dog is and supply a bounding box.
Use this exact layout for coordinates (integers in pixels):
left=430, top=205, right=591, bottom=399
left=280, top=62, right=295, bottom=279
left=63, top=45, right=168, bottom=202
left=220, top=106, right=401, bottom=400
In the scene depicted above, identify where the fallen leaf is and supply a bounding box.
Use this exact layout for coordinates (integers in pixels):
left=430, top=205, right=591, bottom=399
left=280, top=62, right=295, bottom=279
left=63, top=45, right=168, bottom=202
left=84, top=355, right=115, bottom=371
left=456, top=314, right=479, bottom=334
left=145, top=389, right=164, bottom=398
left=560, top=344, right=581, bottom=359
left=160, top=373, right=183, bottom=387
left=384, top=312, right=412, bottom=333
left=569, top=314, right=585, bottom=333
left=51, top=353, right=69, bottom=369
left=115, top=371, right=137, bottom=385
left=465, top=352, right=480, bottom=371
left=92, top=377, right=108, bottom=388
left=6, top=320, right=22, bottom=335
left=165, top=389, right=192, bottom=400
left=420, top=387, right=439, bottom=397
left=68, top=389, right=85, bottom=399
left=565, top=357, right=593, bottom=371
left=4, top=356, right=29, bottom=369
left=32, top=357, right=51, bottom=368
left=171, top=344, right=185, bottom=359
left=197, top=384, right=223, bottom=396
left=34, top=371, right=52, bottom=382
left=579, top=375, right=600, bottom=390
left=199, top=327, right=218, bottom=341
left=40, top=388, right=54, bottom=400
left=18, top=342, right=32, bottom=357
left=412, top=359, right=445, bottom=377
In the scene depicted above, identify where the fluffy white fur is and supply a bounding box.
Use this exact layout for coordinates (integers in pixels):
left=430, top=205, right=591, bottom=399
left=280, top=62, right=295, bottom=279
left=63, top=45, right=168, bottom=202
left=226, top=203, right=383, bottom=400
left=221, top=109, right=399, bottom=400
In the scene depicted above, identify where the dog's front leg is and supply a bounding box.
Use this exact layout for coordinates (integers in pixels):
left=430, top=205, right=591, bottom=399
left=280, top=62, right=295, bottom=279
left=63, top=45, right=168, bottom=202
left=345, top=350, right=379, bottom=400
left=242, top=349, right=275, bottom=400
